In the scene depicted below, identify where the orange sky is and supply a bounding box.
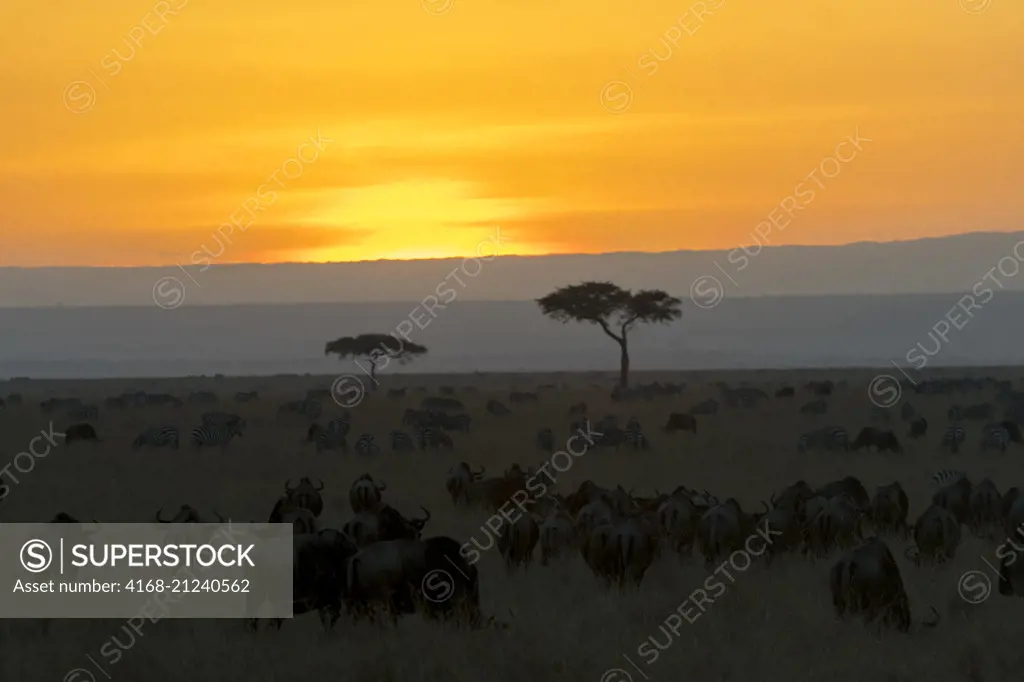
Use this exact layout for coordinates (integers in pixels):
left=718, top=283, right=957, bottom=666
left=1, top=0, right=1022, bottom=266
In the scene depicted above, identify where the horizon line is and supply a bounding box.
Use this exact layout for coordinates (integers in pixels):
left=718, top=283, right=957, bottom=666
left=2, top=229, right=1020, bottom=270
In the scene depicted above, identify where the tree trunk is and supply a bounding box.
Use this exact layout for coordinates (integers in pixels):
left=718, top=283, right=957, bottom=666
left=618, top=339, right=630, bottom=389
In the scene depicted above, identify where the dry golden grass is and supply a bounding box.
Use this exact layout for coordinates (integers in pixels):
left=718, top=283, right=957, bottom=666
left=1, top=369, right=1022, bottom=682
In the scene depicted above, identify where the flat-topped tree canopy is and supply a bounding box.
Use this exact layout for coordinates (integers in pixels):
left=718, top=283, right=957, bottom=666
left=324, top=333, right=428, bottom=383
left=536, top=281, right=681, bottom=388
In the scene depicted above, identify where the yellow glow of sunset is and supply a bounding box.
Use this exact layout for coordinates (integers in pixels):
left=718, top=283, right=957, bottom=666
left=1, top=0, right=1022, bottom=266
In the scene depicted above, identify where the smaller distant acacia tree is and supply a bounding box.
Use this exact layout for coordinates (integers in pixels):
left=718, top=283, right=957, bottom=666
left=324, top=333, right=428, bottom=387
left=536, top=281, right=682, bottom=389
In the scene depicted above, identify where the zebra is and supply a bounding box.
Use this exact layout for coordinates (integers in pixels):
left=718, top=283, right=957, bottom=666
left=949, top=403, right=995, bottom=421
left=133, top=426, right=179, bottom=450
left=306, top=424, right=347, bottom=452
left=354, top=434, right=380, bottom=455
left=932, top=469, right=968, bottom=486
left=390, top=430, right=416, bottom=452
left=486, top=400, right=511, bottom=416
left=416, top=426, right=453, bottom=450
left=980, top=425, right=1010, bottom=453
left=800, top=399, right=828, bottom=416
left=941, top=425, right=966, bottom=454
left=189, top=424, right=243, bottom=450
left=279, top=399, right=321, bottom=420
left=796, top=426, right=848, bottom=453
left=536, top=427, right=555, bottom=452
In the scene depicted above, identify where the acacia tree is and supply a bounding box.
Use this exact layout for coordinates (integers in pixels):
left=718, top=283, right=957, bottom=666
left=536, top=281, right=682, bottom=388
left=324, top=333, right=428, bottom=386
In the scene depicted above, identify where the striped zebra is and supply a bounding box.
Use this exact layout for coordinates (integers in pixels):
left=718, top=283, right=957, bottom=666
left=980, top=425, right=1010, bottom=453
left=354, top=434, right=380, bottom=455
left=796, top=426, right=849, bottom=453
left=536, top=427, right=554, bottom=452
left=416, top=426, right=454, bottom=450
left=307, top=424, right=347, bottom=453
left=189, top=424, right=243, bottom=450
left=941, top=425, right=966, bottom=454
left=932, top=469, right=968, bottom=486
left=133, top=426, right=179, bottom=450
left=390, top=430, right=416, bottom=452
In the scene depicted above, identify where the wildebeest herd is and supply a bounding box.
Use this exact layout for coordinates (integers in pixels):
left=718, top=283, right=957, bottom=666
left=2, top=371, right=1024, bottom=682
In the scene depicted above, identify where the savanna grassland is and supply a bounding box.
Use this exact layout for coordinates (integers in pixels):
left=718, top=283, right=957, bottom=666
left=1, top=369, right=1022, bottom=682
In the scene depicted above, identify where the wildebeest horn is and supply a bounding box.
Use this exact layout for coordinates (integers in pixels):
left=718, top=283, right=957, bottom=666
left=314, top=477, right=324, bottom=491
left=770, top=493, right=777, bottom=506
left=155, top=507, right=169, bottom=523
left=377, top=480, right=387, bottom=491
left=285, top=479, right=294, bottom=492
left=418, top=506, right=431, bottom=522
left=760, top=501, right=770, bottom=514
left=474, top=465, right=485, bottom=476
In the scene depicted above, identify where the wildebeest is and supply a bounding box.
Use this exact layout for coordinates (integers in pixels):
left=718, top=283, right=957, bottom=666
left=284, top=477, right=324, bottom=517
left=830, top=537, right=939, bottom=632
left=932, top=476, right=972, bottom=524
left=816, top=476, right=870, bottom=510
left=64, top=422, right=100, bottom=445
left=968, top=478, right=1002, bottom=538
left=868, top=482, right=909, bottom=537
left=445, top=462, right=486, bottom=505
left=804, top=495, right=866, bottom=556
left=154, top=504, right=224, bottom=523
left=349, top=474, right=387, bottom=514
left=248, top=528, right=358, bottom=631
left=905, top=504, right=961, bottom=565
left=497, top=512, right=540, bottom=570
left=342, top=505, right=431, bottom=547
left=539, top=509, right=576, bottom=565
left=345, top=536, right=481, bottom=625
left=850, top=427, right=902, bottom=453
left=907, top=416, right=928, bottom=439
left=663, top=412, right=696, bottom=434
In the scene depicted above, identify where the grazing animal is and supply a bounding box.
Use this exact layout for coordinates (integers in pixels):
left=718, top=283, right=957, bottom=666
left=133, top=426, right=179, bottom=450
left=390, top=430, right=416, bottom=452
left=354, top=434, right=380, bottom=454
left=349, top=474, right=387, bottom=514
left=940, top=425, right=966, bottom=453
left=663, top=412, right=697, bottom=434
left=830, top=538, right=939, bottom=632
left=980, top=425, right=1011, bottom=453
left=906, top=504, right=961, bottom=565
left=446, top=462, right=486, bottom=505
left=797, top=426, right=849, bottom=453
left=907, top=417, right=928, bottom=439
left=868, top=482, right=909, bottom=537
left=850, top=427, right=902, bottom=453
left=189, top=424, right=242, bottom=450
left=64, top=423, right=101, bottom=445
